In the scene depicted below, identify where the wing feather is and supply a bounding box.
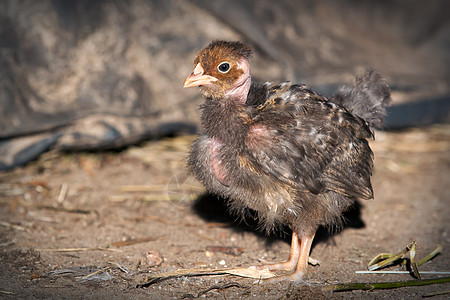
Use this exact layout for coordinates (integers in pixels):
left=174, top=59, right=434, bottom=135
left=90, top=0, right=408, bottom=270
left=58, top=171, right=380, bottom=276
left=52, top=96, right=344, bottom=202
left=247, top=82, right=374, bottom=200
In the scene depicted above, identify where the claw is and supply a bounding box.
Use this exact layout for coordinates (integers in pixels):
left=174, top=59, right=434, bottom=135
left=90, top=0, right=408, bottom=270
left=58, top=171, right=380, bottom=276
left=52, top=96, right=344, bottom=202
left=308, top=257, right=321, bottom=266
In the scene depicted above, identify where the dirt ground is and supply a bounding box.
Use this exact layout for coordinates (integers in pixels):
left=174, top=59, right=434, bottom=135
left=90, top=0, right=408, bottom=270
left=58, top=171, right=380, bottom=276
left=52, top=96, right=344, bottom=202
left=1, top=124, right=449, bottom=299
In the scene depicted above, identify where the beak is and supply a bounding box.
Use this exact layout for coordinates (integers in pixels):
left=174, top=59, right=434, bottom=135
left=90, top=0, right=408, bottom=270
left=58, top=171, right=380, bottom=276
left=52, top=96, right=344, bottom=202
left=183, top=63, right=217, bottom=88
left=183, top=74, right=218, bottom=88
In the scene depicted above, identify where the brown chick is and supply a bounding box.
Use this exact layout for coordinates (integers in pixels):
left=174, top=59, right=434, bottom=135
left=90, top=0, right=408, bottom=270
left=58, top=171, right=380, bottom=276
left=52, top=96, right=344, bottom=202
left=184, top=41, right=391, bottom=282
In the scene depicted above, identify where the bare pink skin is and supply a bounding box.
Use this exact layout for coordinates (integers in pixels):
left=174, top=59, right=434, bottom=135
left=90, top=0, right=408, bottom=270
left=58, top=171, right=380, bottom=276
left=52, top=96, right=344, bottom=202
left=224, top=58, right=251, bottom=104
left=209, top=138, right=229, bottom=186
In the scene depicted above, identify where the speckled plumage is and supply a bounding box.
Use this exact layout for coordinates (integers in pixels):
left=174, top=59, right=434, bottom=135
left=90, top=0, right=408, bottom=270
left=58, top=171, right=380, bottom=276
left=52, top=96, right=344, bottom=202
left=184, top=41, right=391, bottom=281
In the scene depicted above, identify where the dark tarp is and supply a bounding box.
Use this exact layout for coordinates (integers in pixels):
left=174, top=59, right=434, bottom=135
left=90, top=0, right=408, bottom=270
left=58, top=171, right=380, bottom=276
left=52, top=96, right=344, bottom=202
left=1, top=0, right=449, bottom=170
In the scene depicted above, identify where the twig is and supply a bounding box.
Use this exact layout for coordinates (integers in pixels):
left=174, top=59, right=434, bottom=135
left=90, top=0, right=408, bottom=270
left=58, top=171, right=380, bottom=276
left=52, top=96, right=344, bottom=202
left=108, top=262, right=130, bottom=273
left=410, top=241, right=421, bottom=279
left=111, top=236, right=158, bottom=247
left=57, top=183, right=69, bottom=203
left=368, top=242, right=413, bottom=271
left=0, top=240, right=15, bottom=247
left=356, top=271, right=450, bottom=275
left=418, top=245, right=442, bottom=267
left=136, top=267, right=275, bottom=288
left=35, top=247, right=122, bottom=252
left=142, top=194, right=171, bottom=202
left=119, top=185, right=180, bottom=192
left=422, top=289, right=450, bottom=298
left=367, top=241, right=443, bottom=278
left=36, top=205, right=91, bottom=214
left=367, top=253, right=392, bottom=267
left=137, top=268, right=233, bottom=288
left=0, top=221, right=27, bottom=231
left=324, top=277, right=450, bottom=292
left=119, top=184, right=203, bottom=193
left=197, top=282, right=248, bottom=297
left=78, top=267, right=110, bottom=281
left=0, top=289, right=14, bottom=295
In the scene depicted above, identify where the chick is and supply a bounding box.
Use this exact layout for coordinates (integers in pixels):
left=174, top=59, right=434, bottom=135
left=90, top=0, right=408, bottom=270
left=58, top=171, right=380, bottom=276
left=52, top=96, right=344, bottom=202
left=184, top=40, right=391, bottom=282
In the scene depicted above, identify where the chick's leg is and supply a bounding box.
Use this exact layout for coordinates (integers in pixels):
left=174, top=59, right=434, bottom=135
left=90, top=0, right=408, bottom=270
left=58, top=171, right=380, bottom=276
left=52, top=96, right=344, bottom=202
left=266, top=232, right=315, bottom=282
left=250, top=231, right=301, bottom=271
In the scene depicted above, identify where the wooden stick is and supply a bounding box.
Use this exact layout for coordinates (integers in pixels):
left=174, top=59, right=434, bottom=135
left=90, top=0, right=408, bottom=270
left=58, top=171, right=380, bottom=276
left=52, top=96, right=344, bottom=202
left=422, top=289, right=450, bottom=298
left=78, top=267, right=111, bottom=280
left=35, top=247, right=122, bottom=252
left=356, top=271, right=450, bottom=275
left=324, top=277, right=450, bottom=292
left=0, top=221, right=26, bottom=231
left=418, top=245, right=443, bottom=267
left=136, top=267, right=275, bottom=288
left=57, top=183, right=69, bottom=203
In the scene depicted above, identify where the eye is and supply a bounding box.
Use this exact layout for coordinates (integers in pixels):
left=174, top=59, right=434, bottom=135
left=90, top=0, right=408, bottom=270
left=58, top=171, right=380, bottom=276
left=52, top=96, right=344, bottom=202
left=217, top=62, right=231, bottom=73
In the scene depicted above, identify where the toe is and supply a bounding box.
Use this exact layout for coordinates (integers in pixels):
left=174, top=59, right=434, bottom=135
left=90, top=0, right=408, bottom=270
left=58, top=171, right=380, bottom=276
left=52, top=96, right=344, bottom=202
left=308, top=257, right=320, bottom=265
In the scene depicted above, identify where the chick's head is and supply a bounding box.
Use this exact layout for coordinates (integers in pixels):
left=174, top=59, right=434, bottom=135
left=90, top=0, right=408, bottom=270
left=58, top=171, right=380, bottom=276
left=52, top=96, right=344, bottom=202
left=184, top=41, right=252, bottom=101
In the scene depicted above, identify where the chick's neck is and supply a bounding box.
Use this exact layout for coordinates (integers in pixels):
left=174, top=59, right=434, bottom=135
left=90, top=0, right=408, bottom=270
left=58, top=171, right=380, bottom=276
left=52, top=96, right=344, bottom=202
left=224, top=73, right=252, bottom=104
left=201, top=58, right=252, bottom=147
left=200, top=88, right=252, bottom=148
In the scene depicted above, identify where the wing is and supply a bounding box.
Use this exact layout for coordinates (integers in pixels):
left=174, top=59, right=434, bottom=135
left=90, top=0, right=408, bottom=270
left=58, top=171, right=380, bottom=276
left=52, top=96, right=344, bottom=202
left=246, top=82, right=374, bottom=200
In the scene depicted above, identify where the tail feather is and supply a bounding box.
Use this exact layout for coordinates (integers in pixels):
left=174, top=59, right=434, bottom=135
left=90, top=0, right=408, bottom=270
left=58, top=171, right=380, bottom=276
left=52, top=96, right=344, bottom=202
left=331, top=69, right=392, bottom=128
